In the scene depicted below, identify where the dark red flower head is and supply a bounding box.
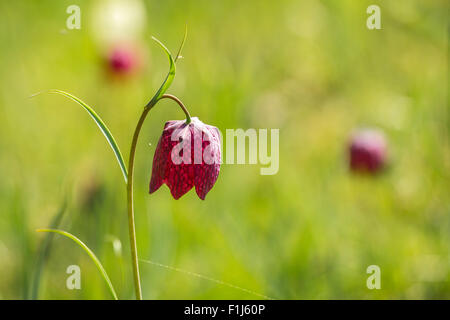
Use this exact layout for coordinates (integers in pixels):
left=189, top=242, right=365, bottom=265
left=149, top=117, right=221, bottom=200
left=349, top=128, right=387, bottom=174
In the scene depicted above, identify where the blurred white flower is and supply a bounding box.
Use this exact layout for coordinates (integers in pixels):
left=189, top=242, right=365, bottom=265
left=90, top=0, right=147, bottom=46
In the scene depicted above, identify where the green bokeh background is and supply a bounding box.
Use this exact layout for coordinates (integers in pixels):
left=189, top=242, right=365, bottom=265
left=0, top=0, right=448, bottom=299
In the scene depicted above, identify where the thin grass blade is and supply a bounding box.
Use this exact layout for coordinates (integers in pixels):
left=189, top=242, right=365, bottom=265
left=36, top=228, right=118, bottom=300
left=30, top=200, right=67, bottom=299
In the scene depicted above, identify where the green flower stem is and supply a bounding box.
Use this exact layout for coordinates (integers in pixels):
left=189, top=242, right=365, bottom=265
left=160, top=94, right=192, bottom=123
left=127, top=31, right=189, bottom=300
left=126, top=106, right=150, bottom=300
left=126, top=93, right=191, bottom=300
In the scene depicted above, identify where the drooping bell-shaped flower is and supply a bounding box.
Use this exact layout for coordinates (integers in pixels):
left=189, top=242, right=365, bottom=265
left=149, top=117, right=221, bottom=200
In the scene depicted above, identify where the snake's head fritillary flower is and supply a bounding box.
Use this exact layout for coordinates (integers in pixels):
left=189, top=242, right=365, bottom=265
left=349, top=128, right=387, bottom=174
left=149, top=117, right=221, bottom=200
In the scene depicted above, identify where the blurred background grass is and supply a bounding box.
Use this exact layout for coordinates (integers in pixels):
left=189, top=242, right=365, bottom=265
left=0, top=0, right=448, bottom=299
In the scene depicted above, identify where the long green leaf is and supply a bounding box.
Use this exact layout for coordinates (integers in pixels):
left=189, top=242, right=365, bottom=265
left=36, top=228, right=118, bottom=300
left=32, top=90, right=128, bottom=184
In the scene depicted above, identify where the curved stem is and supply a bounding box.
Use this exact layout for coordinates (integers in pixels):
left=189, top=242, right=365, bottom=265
left=127, top=30, right=189, bottom=300
left=126, top=93, right=191, bottom=299
left=127, top=105, right=151, bottom=300
left=160, top=94, right=191, bottom=123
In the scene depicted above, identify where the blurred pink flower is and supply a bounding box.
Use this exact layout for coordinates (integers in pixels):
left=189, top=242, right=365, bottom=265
left=107, top=45, right=139, bottom=74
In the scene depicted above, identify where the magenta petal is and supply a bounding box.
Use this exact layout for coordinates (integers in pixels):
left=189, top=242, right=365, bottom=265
left=149, top=121, right=178, bottom=194
left=194, top=163, right=220, bottom=200
left=194, top=126, right=221, bottom=200
left=149, top=133, right=169, bottom=193
left=165, top=163, right=195, bottom=199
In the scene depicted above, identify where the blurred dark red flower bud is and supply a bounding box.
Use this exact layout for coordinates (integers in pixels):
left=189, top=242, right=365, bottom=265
left=149, top=117, right=221, bottom=200
left=349, top=128, right=387, bottom=174
left=108, top=45, right=138, bottom=74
